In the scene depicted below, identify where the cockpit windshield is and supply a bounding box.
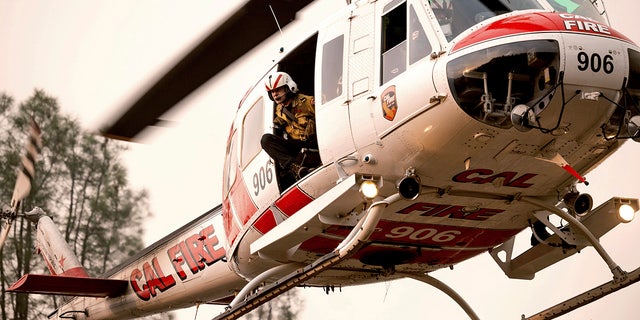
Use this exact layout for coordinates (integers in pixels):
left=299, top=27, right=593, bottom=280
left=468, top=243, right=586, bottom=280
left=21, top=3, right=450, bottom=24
left=546, top=0, right=607, bottom=24
left=430, top=0, right=609, bottom=41
left=429, top=0, right=543, bottom=40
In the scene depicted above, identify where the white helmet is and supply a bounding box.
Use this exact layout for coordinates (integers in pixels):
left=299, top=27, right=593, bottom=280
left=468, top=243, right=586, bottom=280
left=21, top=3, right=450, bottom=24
left=264, top=72, right=298, bottom=100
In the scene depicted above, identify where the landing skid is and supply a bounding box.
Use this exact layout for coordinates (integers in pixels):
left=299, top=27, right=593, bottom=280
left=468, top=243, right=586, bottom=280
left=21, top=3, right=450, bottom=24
left=495, top=196, right=640, bottom=319
left=524, top=265, right=640, bottom=320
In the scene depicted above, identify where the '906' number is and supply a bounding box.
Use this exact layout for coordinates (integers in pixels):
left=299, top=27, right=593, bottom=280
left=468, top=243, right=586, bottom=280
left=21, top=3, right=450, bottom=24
left=384, top=226, right=461, bottom=243
left=252, top=160, right=274, bottom=196
left=577, top=52, right=614, bottom=74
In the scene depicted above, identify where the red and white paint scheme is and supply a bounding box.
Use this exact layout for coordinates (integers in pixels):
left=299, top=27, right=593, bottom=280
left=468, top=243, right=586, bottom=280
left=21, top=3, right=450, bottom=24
left=8, top=0, right=640, bottom=319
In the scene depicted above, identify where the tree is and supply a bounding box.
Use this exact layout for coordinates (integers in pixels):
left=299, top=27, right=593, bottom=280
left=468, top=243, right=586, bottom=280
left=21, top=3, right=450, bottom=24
left=0, top=90, right=151, bottom=319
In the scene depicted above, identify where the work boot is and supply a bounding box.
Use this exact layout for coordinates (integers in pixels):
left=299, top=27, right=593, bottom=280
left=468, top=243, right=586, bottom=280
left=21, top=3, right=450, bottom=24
left=289, top=163, right=310, bottom=179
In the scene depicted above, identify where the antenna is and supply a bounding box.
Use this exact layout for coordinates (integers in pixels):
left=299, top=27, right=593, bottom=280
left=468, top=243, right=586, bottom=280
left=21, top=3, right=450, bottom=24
left=593, top=0, right=611, bottom=25
left=269, top=5, right=285, bottom=54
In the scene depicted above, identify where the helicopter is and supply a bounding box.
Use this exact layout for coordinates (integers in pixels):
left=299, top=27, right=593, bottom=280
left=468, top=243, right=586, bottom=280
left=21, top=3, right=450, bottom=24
left=5, top=0, right=640, bottom=319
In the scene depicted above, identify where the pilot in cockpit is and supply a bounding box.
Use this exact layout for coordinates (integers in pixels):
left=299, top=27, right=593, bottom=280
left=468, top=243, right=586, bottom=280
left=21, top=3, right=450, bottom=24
left=261, top=72, right=317, bottom=181
left=430, top=0, right=453, bottom=39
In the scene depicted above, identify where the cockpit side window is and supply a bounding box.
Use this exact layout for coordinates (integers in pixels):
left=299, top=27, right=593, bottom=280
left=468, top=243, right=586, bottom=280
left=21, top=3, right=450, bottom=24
left=409, top=4, right=432, bottom=65
left=380, top=1, right=434, bottom=83
left=381, top=1, right=407, bottom=83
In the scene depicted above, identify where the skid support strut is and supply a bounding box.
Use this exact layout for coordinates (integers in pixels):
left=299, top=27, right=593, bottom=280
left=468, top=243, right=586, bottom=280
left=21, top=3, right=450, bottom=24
left=212, top=193, right=401, bottom=320
left=519, top=196, right=639, bottom=319
left=402, top=273, right=480, bottom=320
left=521, top=197, right=626, bottom=280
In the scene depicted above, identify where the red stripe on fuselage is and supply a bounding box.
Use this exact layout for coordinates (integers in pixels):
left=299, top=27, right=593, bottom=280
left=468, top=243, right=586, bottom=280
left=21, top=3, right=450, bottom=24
left=299, top=236, right=488, bottom=266
left=452, top=12, right=633, bottom=53
left=324, top=220, right=520, bottom=248
left=253, top=208, right=277, bottom=234
left=224, top=167, right=257, bottom=246
left=299, top=220, right=521, bottom=266
left=275, top=187, right=313, bottom=217
left=250, top=187, right=313, bottom=236
left=222, top=199, right=240, bottom=247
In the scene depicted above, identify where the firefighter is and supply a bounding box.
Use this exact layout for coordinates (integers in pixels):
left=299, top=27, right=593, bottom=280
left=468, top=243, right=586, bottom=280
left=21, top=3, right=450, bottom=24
left=261, top=72, right=317, bottom=180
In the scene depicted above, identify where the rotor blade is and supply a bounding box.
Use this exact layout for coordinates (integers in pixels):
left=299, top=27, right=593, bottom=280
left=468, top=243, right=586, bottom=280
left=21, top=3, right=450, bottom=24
left=102, top=0, right=315, bottom=141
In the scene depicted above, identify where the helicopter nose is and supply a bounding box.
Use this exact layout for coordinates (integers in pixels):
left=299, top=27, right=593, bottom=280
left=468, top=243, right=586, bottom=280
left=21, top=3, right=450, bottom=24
left=445, top=11, right=640, bottom=130
left=451, top=12, right=638, bottom=91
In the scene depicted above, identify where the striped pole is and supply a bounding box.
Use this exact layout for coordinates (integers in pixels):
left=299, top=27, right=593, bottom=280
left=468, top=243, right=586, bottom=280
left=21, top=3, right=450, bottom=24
left=0, top=119, right=42, bottom=251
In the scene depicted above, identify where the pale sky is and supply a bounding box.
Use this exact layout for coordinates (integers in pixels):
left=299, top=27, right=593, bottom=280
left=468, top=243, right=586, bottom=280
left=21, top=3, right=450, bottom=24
left=2, top=1, right=640, bottom=319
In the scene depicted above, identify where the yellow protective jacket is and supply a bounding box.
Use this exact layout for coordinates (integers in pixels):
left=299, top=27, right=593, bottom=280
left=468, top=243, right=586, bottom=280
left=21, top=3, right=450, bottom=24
left=274, top=93, right=316, bottom=141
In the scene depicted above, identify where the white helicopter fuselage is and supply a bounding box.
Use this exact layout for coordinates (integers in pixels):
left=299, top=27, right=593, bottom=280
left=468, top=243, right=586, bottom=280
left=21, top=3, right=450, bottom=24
left=225, top=1, right=637, bottom=283
left=47, top=0, right=640, bottom=319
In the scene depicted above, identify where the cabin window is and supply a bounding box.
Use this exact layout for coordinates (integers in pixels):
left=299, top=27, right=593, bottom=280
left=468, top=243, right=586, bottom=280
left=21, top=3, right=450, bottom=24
left=241, top=98, right=265, bottom=168
left=223, top=131, right=238, bottom=196
left=381, top=1, right=407, bottom=84
left=409, top=4, right=431, bottom=65
left=321, top=34, right=344, bottom=103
